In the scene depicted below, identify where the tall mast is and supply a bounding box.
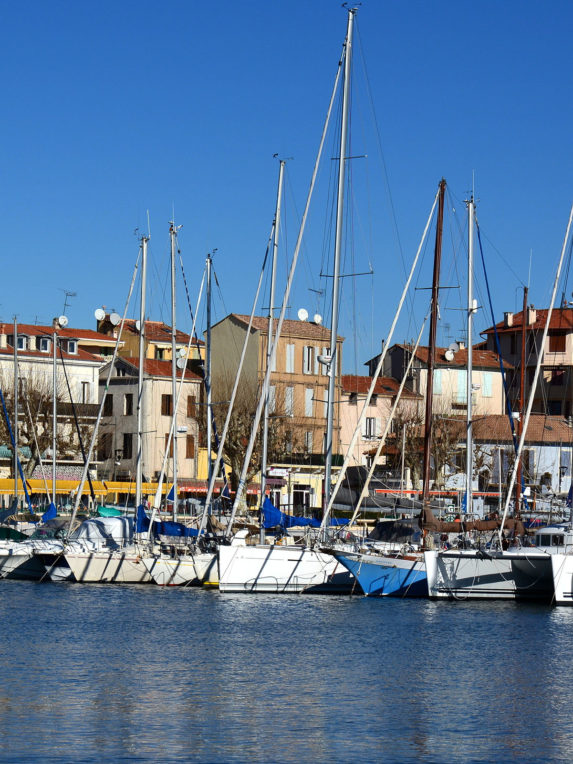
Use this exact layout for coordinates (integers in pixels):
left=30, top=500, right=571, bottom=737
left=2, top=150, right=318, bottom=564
left=515, top=285, right=528, bottom=517
left=52, top=320, right=58, bottom=508
left=136, top=235, right=148, bottom=510
left=465, top=196, right=475, bottom=516
left=260, top=158, right=285, bottom=542
left=13, top=318, right=18, bottom=507
left=205, top=251, right=213, bottom=492
left=422, top=179, right=446, bottom=511
left=170, top=223, right=179, bottom=521
left=324, top=6, right=355, bottom=506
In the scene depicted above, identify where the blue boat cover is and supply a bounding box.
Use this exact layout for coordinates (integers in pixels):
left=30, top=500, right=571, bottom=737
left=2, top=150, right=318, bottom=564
left=41, top=503, right=57, bottom=523
left=135, top=505, right=198, bottom=537
left=262, top=497, right=347, bottom=529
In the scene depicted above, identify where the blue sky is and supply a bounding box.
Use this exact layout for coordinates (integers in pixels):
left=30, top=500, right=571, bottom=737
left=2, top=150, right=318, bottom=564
left=1, top=1, right=572, bottom=373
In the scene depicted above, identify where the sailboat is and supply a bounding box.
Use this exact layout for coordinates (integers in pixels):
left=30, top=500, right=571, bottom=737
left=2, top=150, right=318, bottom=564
left=322, top=179, right=447, bottom=596
left=423, top=201, right=573, bottom=601
left=217, top=8, right=361, bottom=594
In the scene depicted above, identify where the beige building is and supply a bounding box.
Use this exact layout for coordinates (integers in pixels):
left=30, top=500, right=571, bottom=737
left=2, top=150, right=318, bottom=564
left=97, top=315, right=204, bottom=363
left=98, top=357, right=202, bottom=485
left=0, top=321, right=117, bottom=485
left=340, top=375, right=422, bottom=469
left=481, top=307, right=573, bottom=419
left=210, top=313, right=343, bottom=461
left=381, top=343, right=509, bottom=418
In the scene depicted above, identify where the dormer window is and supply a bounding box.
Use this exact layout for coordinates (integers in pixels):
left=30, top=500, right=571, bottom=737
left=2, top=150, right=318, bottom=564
left=67, top=339, right=78, bottom=354
left=39, top=337, right=51, bottom=353
left=16, top=335, right=27, bottom=350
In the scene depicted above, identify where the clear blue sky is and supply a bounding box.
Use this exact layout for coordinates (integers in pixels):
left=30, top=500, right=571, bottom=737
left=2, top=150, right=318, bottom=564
left=2, top=1, right=572, bottom=373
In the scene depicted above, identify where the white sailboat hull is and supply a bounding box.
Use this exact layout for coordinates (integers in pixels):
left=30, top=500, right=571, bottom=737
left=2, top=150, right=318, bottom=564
left=424, top=548, right=554, bottom=600
left=551, top=553, right=573, bottom=604
left=64, top=549, right=152, bottom=584
left=142, top=551, right=218, bottom=587
left=218, top=542, right=352, bottom=593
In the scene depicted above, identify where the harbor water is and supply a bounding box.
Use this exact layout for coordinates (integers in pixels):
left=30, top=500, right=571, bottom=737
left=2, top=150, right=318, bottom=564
left=1, top=582, right=572, bottom=763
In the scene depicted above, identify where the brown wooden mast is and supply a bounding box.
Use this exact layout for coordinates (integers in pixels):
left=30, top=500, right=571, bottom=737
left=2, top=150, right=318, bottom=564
left=422, top=178, right=446, bottom=517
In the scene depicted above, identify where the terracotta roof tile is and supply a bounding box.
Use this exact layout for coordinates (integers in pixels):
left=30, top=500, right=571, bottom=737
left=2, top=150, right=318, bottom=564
left=401, top=344, right=510, bottom=370
left=483, top=308, right=573, bottom=335
left=226, top=314, right=343, bottom=342
left=341, top=374, right=420, bottom=398
left=122, top=357, right=201, bottom=380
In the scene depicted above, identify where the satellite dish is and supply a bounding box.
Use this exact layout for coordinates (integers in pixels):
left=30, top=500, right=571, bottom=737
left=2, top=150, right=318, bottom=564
left=94, top=308, right=105, bottom=321
left=109, top=313, right=121, bottom=326
left=314, top=313, right=323, bottom=325
left=135, top=320, right=141, bottom=332
left=448, top=342, right=460, bottom=353
left=176, top=357, right=187, bottom=370
left=297, top=308, right=308, bottom=322
left=58, top=315, right=69, bottom=328
left=444, top=349, right=455, bottom=362
left=178, top=348, right=187, bottom=358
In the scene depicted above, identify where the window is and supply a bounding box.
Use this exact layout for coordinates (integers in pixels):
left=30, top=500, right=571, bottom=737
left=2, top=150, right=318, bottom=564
left=349, top=392, right=358, bottom=405
left=39, top=337, right=50, bottom=353
left=123, top=433, right=133, bottom=460
left=161, top=394, right=173, bottom=416
left=124, top=393, right=133, bottom=415
left=482, top=372, right=493, bottom=397
left=155, top=348, right=165, bottom=360
left=81, top=381, right=90, bottom=404
left=509, top=334, right=517, bottom=355
left=98, top=432, right=112, bottom=460
left=164, top=433, right=174, bottom=458
left=186, top=434, right=195, bottom=459
left=303, top=346, right=314, bottom=374
left=268, top=385, right=276, bottom=414
left=285, top=344, right=295, bottom=373
left=187, top=395, right=196, bottom=417
left=551, top=369, right=565, bottom=386
left=285, top=386, right=294, bottom=417
left=323, top=389, right=328, bottom=418
left=103, top=395, right=113, bottom=416
left=528, top=333, right=537, bottom=355
left=549, top=332, right=566, bottom=353
left=370, top=394, right=378, bottom=407
left=304, top=431, right=313, bottom=453
left=67, top=339, right=77, bottom=354
left=433, top=369, right=442, bottom=395
left=456, top=370, right=467, bottom=403
left=305, top=388, right=314, bottom=418
left=16, top=335, right=27, bottom=350
left=364, top=417, right=377, bottom=439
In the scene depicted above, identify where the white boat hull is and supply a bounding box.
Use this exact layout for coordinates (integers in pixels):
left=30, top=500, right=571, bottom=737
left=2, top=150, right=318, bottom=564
left=143, top=551, right=218, bottom=587
left=424, top=548, right=554, bottom=600
left=218, top=542, right=352, bottom=593
left=64, top=550, right=152, bottom=583
left=551, top=553, right=573, bottom=604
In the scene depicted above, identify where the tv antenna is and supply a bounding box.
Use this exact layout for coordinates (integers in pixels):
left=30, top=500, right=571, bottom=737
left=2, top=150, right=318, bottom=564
left=60, top=289, right=77, bottom=315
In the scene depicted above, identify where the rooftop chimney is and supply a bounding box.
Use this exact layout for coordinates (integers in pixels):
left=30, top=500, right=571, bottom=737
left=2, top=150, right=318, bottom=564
left=527, top=307, right=537, bottom=325
left=504, top=312, right=514, bottom=328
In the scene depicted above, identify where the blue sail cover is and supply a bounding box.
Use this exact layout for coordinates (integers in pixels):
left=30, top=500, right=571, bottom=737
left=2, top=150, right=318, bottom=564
left=135, top=505, right=198, bottom=537
left=262, top=497, right=347, bottom=529
left=41, top=503, right=57, bottom=523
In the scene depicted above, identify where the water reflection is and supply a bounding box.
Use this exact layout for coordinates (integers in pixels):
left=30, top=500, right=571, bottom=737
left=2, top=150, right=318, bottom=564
left=1, top=583, right=573, bottom=761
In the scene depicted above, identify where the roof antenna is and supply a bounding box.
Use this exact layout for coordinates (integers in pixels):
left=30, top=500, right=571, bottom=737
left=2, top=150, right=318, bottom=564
left=60, top=289, right=77, bottom=315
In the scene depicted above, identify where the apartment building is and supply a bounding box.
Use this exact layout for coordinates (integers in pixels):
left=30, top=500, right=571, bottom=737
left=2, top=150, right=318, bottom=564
left=481, top=307, right=573, bottom=418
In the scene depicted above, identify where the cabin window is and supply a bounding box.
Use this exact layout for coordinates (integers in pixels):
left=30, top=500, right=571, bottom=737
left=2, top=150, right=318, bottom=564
left=552, top=535, right=565, bottom=547
left=161, top=394, right=173, bottom=416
